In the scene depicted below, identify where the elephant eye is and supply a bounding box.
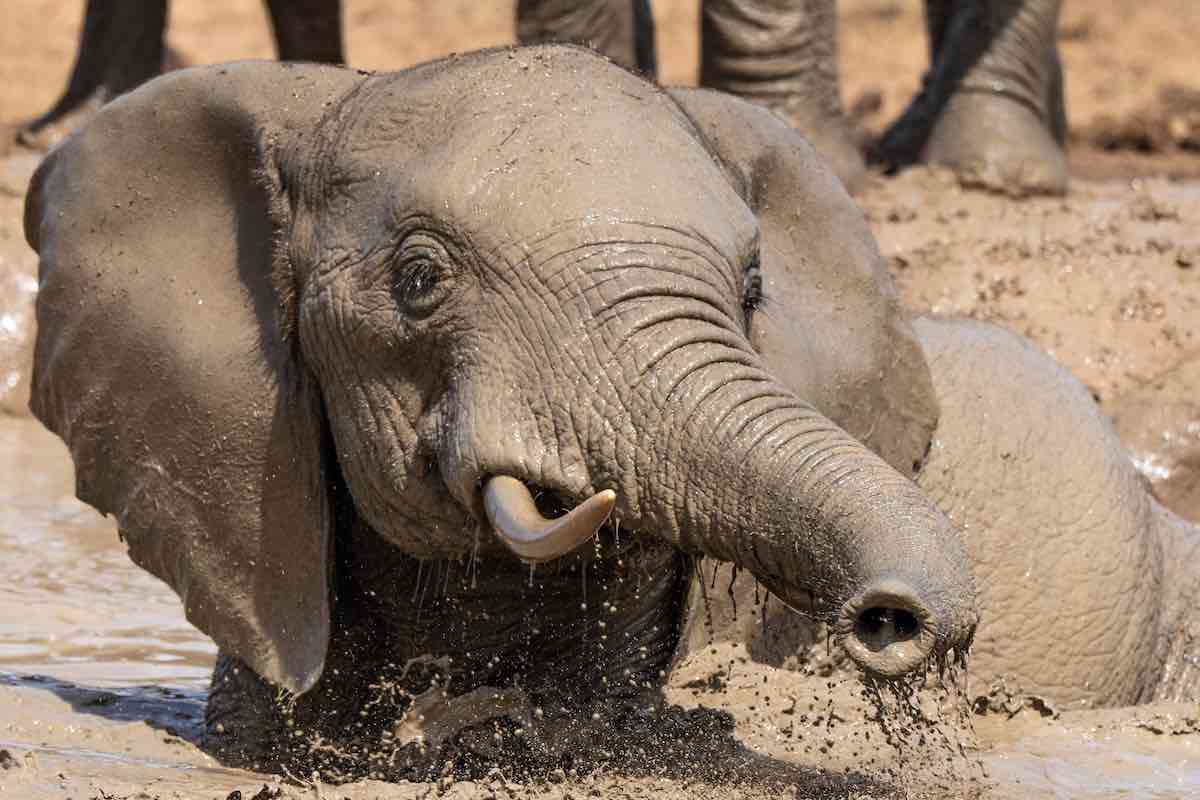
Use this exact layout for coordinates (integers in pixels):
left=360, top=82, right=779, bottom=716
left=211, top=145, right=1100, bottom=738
left=742, top=252, right=763, bottom=325
left=391, top=236, right=450, bottom=317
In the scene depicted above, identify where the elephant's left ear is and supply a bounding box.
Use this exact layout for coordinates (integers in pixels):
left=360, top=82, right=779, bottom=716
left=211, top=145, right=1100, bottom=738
left=669, top=88, right=938, bottom=477
left=24, top=62, right=367, bottom=694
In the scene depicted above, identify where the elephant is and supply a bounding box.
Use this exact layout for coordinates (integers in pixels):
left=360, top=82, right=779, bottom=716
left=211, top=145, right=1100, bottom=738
left=25, top=45, right=979, bottom=772
left=19, top=0, right=1067, bottom=197
left=24, top=45, right=1188, bottom=773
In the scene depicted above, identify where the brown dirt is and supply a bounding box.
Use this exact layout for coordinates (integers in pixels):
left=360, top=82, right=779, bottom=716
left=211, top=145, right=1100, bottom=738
left=1, top=1, right=1199, bottom=799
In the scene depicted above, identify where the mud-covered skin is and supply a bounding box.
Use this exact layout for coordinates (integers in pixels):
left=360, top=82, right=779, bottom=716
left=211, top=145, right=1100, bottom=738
left=26, top=47, right=977, bottom=768
left=206, top=530, right=691, bottom=772
left=692, top=316, right=1200, bottom=711
left=911, top=318, right=1198, bottom=706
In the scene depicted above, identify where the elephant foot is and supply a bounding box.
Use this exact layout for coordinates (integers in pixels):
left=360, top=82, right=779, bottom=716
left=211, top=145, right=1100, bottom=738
left=14, top=99, right=104, bottom=152
left=874, top=88, right=1066, bottom=198
left=924, top=91, right=1066, bottom=197
left=874, top=0, right=1067, bottom=197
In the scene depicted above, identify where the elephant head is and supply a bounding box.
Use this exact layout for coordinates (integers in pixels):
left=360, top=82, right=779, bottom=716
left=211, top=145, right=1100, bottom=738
left=25, top=46, right=976, bottom=696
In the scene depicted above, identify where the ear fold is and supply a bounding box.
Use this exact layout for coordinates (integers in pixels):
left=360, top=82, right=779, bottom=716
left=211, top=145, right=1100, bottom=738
left=25, top=62, right=366, bottom=694
left=669, top=88, right=938, bottom=477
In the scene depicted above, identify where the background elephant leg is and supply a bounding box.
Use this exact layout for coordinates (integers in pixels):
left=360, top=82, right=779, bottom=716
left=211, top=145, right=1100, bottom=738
left=874, top=0, right=1067, bottom=196
left=264, top=0, right=345, bottom=64
left=699, top=0, right=865, bottom=191
left=515, top=0, right=657, bottom=77
left=16, top=0, right=167, bottom=150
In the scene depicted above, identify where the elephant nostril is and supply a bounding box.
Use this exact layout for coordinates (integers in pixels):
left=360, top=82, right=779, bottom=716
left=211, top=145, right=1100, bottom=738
left=854, top=606, right=920, bottom=651
left=838, top=578, right=936, bottom=679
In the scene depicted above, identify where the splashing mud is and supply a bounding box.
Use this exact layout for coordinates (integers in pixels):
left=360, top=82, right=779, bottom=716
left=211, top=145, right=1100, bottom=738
left=5, top=136, right=1200, bottom=800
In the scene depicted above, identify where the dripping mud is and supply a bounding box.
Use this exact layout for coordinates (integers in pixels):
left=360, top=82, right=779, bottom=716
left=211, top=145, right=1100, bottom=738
left=5, top=410, right=1200, bottom=799
left=4, top=0, right=1200, bottom=797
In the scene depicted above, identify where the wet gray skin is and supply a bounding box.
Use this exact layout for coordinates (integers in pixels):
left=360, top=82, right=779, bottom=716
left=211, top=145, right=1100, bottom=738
left=28, top=43, right=1200, bottom=778
left=26, top=48, right=979, bottom=767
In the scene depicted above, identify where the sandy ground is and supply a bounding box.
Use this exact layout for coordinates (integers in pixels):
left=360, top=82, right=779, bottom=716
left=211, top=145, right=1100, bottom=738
left=1, top=1, right=1200, bottom=798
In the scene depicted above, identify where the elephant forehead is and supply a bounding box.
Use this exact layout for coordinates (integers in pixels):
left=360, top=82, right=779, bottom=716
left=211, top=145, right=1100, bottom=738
left=438, top=115, right=745, bottom=243
left=328, top=48, right=754, bottom=254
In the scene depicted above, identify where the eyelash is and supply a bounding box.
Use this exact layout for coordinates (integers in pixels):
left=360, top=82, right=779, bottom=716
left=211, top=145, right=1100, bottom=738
left=743, top=253, right=763, bottom=322
left=393, top=257, right=440, bottom=306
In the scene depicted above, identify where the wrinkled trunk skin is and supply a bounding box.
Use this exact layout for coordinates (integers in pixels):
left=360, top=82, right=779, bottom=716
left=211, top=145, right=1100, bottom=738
left=875, top=0, right=1067, bottom=196
left=700, top=0, right=866, bottom=191
left=635, top=365, right=972, bottom=641
left=429, top=226, right=978, bottom=676
left=516, top=0, right=657, bottom=76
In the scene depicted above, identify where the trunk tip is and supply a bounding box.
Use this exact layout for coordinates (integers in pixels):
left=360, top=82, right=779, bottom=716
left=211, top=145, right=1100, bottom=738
left=837, top=577, right=942, bottom=678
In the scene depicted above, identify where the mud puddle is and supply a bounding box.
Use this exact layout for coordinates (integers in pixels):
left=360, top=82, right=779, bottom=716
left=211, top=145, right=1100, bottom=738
left=3, top=416, right=1199, bottom=798
left=0, top=419, right=216, bottom=689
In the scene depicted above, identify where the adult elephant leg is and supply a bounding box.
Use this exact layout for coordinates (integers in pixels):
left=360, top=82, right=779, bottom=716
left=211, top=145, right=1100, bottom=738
left=264, top=0, right=345, bottom=64
left=515, top=0, right=657, bottom=77
left=875, top=0, right=1067, bottom=196
left=16, top=0, right=167, bottom=150
left=699, top=0, right=865, bottom=191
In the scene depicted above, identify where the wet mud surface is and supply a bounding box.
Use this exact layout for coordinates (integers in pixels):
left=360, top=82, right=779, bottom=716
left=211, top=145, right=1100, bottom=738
left=2, top=0, right=1200, bottom=798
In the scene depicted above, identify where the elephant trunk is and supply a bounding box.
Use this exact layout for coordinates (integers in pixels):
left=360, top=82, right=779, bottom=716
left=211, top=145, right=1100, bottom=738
left=625, top=365, right=977, bottom=678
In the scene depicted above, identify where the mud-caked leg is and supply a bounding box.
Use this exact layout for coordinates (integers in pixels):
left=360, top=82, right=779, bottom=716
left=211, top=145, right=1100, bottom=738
left=264, top=0, right=345, bottom=64
left=699, top=0, right=866, bottom=191
left=516, top=0, right=657, bottom=77
left=875, top=0, right=1068, bottom=196
left=16, top=0, right=167, bottom=150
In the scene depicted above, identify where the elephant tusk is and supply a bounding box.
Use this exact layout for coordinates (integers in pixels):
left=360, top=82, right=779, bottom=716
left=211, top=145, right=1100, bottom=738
left=483, top=476, right=616, bottom=563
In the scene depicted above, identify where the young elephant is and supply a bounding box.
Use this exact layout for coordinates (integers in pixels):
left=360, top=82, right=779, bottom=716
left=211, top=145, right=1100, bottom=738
left=25, top=47, right=978, bottom=768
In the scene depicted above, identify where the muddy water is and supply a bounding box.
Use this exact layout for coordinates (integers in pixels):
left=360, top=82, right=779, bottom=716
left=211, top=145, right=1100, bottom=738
left=3, top=414, right=1199, bottom=798
left=0, top=417, right=215, bottom=688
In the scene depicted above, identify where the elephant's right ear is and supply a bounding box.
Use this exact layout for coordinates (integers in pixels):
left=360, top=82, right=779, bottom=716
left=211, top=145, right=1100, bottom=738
left=24, top=62, right=367, bottom=695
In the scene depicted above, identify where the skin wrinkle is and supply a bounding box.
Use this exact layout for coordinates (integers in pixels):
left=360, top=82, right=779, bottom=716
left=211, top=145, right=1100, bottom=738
left=30, top=53, right=988, bottom=749
left=488, top=221, right=744, bottom=301
left=914, top=318, right=1167, bottom=704
left=468, top=221, right=757, bottom=527
left=483, top=251, right=605, bottom=502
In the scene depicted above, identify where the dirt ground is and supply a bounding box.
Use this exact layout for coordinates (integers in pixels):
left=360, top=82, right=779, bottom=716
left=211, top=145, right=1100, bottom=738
left=1, top=1, right=1199, bottom=799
